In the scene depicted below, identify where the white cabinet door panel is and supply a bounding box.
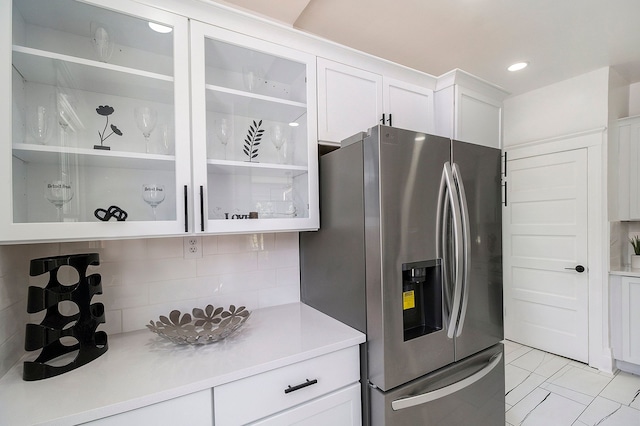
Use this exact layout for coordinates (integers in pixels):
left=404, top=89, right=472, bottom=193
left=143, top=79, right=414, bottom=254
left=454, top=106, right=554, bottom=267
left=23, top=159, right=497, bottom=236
left=383, top=77, right=434, bottom=134
left=82, top=390, right=212, bottom=426
left=317, top=58, right=382, bottom=143
left=250, top=383, right=361, bottom=426
left=621, top=276, right=640, bottom=365
left=214, top=346, right=360, bottom=425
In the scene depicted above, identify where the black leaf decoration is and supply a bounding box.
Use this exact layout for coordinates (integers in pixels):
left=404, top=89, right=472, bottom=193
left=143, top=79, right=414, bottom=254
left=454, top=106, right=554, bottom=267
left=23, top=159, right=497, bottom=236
left=243, top=119, right=264, bottom=162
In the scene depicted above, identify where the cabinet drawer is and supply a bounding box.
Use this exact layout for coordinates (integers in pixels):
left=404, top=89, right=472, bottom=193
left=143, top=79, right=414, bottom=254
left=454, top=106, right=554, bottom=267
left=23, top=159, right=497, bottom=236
left=214, top=346, right=360, bottom=425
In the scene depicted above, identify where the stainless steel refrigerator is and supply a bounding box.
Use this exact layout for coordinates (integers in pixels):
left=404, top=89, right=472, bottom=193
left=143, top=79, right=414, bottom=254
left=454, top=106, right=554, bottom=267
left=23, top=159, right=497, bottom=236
left=300, top=125, right=504, bottom=425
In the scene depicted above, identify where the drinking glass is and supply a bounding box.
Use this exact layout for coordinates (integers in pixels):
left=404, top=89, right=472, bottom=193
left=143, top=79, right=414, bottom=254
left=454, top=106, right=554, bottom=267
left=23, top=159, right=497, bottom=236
left=91, top=23, right=114, bottom=63
left=45, top=180, right=74, bottom=222
left=270, top=124, right=286, bottom=164
left=28, top=105, right=53, bottom=144
left=134, top=107, right=158, bottom=153
left=242, top=66, right=263, bottom=92
left=214, top=118, right=231, bottom=160
left=142, top=184, right=165, bottom=220
left=54, top=91, right=78, bottom=145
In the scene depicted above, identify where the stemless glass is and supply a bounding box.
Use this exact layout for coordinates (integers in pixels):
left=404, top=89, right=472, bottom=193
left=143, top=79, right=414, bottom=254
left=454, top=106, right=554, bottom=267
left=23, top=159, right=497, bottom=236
left=142, top=184, right=165, bottom=220
left=91, top=22, right=114, bottom=63
left=134, top=107, right=158, bottom=153
left=45, top=180, right=74, bottom=222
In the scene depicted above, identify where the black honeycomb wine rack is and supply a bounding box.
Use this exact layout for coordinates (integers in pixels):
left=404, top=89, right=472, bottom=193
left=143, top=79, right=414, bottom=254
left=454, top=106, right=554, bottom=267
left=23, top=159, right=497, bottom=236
left=23, top=253, right=108, bottom=381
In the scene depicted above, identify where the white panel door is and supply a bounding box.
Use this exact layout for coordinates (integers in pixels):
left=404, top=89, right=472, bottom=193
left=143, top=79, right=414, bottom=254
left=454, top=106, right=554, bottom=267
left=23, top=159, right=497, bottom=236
left=317, top=57, right=382, bottom=143
left=503, top=148, right=589, bottom=362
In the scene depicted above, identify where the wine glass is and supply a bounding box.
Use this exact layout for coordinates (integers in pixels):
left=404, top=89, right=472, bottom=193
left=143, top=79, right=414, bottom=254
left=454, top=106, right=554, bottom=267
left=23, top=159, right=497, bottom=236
left=54, top=91, right=78, bottom=146
left=28, top=105, right=53, bottom=144
left=45, top=180, right=74, bottom=222
left=91, top=23, right=114, bottom=63
left=134, top=107, right=158, bottom=153
left=142, top=184, right=165, bottom=220
left=214, top=118, right=231, bottom=160
left=270, top=124, right=286, bottom=164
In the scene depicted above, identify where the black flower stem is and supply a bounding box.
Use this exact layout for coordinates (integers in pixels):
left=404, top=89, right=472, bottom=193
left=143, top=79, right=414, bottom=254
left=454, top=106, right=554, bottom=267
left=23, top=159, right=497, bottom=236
left=100, top=116, right=110, bottom=144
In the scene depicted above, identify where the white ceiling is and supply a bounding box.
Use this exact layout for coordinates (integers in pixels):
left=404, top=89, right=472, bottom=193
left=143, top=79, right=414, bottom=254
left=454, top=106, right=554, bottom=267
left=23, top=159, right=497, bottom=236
left=215, top=0, right=640, bottom=98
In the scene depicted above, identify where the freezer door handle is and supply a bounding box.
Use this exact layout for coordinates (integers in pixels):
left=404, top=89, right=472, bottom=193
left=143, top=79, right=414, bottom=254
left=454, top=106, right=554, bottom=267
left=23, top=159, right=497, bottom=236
left=390, top=352, right=503, bottom=411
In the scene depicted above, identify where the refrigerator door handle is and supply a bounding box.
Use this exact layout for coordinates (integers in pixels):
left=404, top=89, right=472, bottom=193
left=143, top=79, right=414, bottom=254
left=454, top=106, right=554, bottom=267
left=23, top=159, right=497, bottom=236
left=390, top=352, right=503, bottom=411
left=436, top=165, right=451, bottom=322
left=441, top=163, right=464, bottom=339
left=452, top=163, right=470, bottom=337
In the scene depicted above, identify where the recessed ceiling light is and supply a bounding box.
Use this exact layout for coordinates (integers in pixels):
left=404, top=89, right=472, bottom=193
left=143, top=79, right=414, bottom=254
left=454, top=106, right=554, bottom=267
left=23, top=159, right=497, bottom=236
left=148, top=22, right=173, bottom=33
left=288, top=122, right=300, bottom=127
left=508, top=62, right=528, bottom=72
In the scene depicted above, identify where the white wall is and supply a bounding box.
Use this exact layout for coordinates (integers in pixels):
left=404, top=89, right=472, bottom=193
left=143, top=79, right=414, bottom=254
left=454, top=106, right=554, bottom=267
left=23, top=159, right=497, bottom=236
left=0, top=233, right=300, bottom=379
left=503, top=68, right=610, bottom=146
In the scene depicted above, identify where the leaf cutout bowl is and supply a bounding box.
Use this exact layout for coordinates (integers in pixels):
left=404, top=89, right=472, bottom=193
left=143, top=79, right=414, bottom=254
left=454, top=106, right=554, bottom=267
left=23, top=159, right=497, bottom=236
left=146, top=304, right=250, bottom=345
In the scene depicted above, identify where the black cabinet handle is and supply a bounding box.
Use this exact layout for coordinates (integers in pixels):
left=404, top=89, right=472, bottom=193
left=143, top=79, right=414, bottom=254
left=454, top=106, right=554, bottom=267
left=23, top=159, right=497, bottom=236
left=388, top=113, right=392, bottom=127
left=380, top=113, right=386, bottom=125
left=284, top=378, right=318, bottom=394
left=183, top=185, right=188, bottom=233
left=199, top=185, right=205, bottom=232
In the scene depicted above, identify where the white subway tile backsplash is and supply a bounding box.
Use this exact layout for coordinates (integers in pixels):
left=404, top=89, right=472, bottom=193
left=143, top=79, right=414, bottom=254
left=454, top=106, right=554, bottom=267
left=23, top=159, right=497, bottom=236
left=202, top=235, right=219, bottom=256
left=197, top=252, right=258, bottom=276
left=258, top=285, right=300, bottom=308
left=148, top=277, right=218, bottom=305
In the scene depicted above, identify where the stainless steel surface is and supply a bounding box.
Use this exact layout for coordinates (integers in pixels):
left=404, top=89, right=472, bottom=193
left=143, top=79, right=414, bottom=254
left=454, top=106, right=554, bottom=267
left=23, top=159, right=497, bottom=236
left=370, top=344, right=505, bottom=426
left=451, top=140, right=503, bottom=361
left=146, top=304, right=250, bottom=344
left=300, top=126, right=504, bottom=425
left=364, top=126, right=453, bottom=391
left=391, top=352, right=502, bottom=409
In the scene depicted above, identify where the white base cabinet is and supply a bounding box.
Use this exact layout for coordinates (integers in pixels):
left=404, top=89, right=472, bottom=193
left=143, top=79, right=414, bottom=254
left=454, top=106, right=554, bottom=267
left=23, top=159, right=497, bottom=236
left=250, top=383, right=361, bottom=426
left=214, top=346, right=360, bottom=425
left=610, top=274, right=640, bottom=367
left=82, top=390, right=213, bottom=426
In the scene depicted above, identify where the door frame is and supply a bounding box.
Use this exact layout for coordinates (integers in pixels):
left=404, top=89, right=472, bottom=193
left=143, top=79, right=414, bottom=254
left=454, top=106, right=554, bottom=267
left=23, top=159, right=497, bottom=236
left=503, top=127, right=613, bottom=372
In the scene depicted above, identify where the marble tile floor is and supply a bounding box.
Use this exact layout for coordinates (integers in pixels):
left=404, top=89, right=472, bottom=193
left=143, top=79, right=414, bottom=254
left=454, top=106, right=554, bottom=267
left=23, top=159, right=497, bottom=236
left=504, top=340, right=640, bottom=426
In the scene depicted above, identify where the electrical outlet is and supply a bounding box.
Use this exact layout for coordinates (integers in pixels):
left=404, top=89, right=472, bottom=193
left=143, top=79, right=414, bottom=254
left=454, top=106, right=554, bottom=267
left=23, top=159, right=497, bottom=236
left=183, top=236, right=202, bottom=259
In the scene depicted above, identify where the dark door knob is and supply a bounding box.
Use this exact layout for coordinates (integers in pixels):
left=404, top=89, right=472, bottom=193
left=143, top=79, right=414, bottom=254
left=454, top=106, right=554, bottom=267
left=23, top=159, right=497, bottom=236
left=565, top=265, right=585, bottom=273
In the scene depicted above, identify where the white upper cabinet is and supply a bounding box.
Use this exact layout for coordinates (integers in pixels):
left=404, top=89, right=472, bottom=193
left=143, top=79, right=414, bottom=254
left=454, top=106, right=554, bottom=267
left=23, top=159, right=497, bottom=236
left=317, top=57, right=434, bottom=144
left=614, top=115, right=640, bottom=221
left=435, top=70, right=507, bottom=149
left=2, top=0, right=319, bottom=243
left=383, top=77, right=434, bottom=134
left=4, top=0, right=191, bottom=242
left=317, top=58, right=383, bottom=144
left=189, top=21, right=318, bottom=234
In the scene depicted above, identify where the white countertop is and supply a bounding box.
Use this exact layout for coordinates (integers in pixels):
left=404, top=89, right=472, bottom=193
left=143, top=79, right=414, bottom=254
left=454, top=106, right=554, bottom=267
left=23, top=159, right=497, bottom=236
left=609, top=267, right=640, bottom=277
left=0, top=303, right=365, bottom=426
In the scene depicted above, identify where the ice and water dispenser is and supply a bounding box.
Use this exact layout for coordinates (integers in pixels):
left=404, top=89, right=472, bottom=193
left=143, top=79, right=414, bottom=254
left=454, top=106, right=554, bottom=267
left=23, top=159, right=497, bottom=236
left=402, top=259, right=443, bottom=341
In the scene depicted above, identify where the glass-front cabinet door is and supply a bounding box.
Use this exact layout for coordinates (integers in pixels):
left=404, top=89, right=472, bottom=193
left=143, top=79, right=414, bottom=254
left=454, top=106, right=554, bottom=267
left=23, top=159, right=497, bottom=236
left=2, top=0, right=191, bottom=242
left=190, top=21, right=319, bottom=234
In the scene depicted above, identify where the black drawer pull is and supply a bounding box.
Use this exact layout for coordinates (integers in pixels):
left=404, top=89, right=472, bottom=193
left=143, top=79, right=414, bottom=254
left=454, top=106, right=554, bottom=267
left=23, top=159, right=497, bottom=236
left=284, top=378, right=318, bottom=394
